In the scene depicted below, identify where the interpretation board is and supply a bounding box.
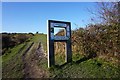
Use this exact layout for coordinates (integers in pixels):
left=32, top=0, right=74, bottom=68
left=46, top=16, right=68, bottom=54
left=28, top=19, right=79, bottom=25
left=47, top=20, right=72, bottom=68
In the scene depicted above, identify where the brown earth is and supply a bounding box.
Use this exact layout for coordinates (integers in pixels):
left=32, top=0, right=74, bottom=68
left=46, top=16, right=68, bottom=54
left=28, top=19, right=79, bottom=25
left=22, top=42, right=48, bottom=78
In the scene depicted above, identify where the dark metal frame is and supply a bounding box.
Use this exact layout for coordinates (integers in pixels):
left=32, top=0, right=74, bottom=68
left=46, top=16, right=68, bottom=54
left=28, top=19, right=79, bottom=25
left=47, top=20, right=72, bottom=68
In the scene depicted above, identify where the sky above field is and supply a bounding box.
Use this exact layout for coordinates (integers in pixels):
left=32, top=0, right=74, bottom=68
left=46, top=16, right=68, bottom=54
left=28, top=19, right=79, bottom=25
left=2, top=2, right=97, bottom=34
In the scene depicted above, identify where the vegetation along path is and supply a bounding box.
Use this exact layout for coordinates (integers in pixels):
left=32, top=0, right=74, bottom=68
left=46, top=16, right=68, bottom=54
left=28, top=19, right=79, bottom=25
left=2, top=34, right=48, bottom=78
left=2, top=34, right=120, bottom=78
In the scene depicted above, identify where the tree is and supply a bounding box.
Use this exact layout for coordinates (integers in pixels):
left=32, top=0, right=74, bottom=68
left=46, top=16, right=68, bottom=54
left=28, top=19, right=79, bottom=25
left=89, top=2, right=119, bottom=25
left=36, top=31, right=39, bottom=34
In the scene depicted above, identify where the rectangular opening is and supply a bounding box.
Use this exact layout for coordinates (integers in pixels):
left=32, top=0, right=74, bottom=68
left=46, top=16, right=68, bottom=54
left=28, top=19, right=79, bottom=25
left=54, top=27, right=66, bottom=36
left=54, top=42, right=66, bottom=65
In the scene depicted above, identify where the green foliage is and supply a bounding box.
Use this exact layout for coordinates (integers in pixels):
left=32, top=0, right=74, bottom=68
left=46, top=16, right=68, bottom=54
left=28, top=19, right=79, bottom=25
left=53, top=23, right=120, bottom=78
left=2, top=33, right=34, bottom=54
left=2, top=31, right=119, bottom=78
left=55, top=23, right=120, bottom=65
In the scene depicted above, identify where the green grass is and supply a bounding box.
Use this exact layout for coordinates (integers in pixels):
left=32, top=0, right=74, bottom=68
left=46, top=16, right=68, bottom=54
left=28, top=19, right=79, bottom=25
left=2, top=43, right=25, bottom=63
left=2, top=43, right=25, bottom=78
left=2, top=34, right=48, bottom=78
left=30, top=34, right=47, bottom=52
left=2, top=42, right=34, bottom=78
left=30, top=34, right=120, bottom=78
left=49, top=53, right=120, bottom=78
left=72, top=53, right=84, bottom=61
left=55, top=53, right=66, bottom=65
left=2, top=33, right=120, bottom=78
left=54, top=52, right=84, bottom=66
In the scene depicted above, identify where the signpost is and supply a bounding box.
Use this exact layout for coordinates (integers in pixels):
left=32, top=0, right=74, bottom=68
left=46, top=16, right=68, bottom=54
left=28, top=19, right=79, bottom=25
left=47, top=20, right=72, bottom=68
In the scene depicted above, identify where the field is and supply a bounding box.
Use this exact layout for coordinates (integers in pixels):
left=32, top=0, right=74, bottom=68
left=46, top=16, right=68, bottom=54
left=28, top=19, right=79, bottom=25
left=2, top=33, right=120, bottom=78
left=2, top=1, right=120, bottom=79
left=2, top=34, right=48, bottom=78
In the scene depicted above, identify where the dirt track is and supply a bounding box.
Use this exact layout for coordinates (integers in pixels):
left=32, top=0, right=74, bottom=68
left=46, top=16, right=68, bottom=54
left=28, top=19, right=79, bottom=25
left=22, top=42, right=48, bottom=78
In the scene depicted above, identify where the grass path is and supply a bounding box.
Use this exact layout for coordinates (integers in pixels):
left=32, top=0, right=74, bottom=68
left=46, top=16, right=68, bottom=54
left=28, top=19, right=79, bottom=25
left=2, top=34, right=48, bottom=78
left=2, top=34, right=120, bottom=78
left=21, top=34, right=48, bottom=78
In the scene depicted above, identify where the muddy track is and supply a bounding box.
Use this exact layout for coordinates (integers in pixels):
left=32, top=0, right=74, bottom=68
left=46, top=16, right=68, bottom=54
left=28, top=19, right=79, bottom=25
left=22, top=42, right=34, bottom=78
left=22, top=42, right=34, bottom=57
left=22, top=42, right=48, bottom=78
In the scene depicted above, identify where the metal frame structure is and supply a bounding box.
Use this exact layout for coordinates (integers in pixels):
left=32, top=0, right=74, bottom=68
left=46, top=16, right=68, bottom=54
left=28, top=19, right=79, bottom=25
left=47, top=20, right=72, bottom=68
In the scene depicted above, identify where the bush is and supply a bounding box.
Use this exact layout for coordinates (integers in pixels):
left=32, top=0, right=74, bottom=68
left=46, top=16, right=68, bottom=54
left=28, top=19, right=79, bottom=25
left=2, top=33, right=34, bottom=54
left=54, top=23, right=120, bottom=63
